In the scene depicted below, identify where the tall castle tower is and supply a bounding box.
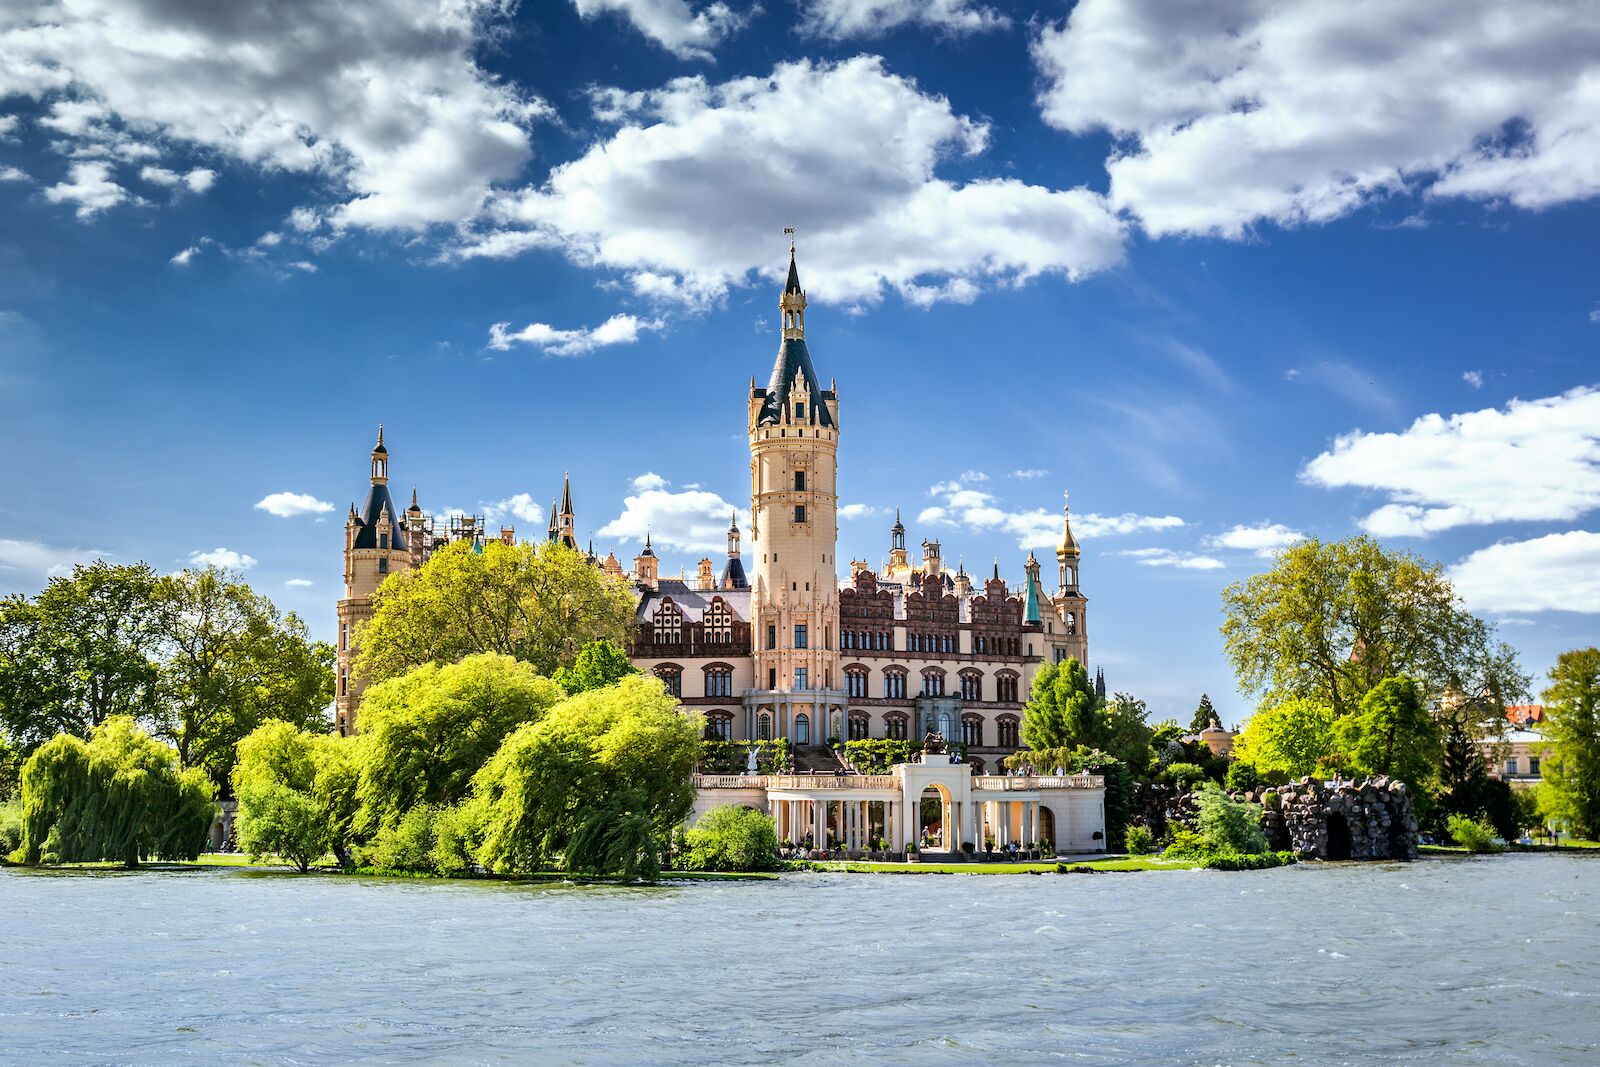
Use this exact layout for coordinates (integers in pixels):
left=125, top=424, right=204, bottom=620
left=746, top=244, right=843, bottom=741
left=1042, top=494, right=1089, bottom=667
left=335, top=426, right=413, bottom=735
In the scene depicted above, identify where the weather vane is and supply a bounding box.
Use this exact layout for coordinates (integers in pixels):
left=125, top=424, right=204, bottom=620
left=784, top=225, right=796, bottom=252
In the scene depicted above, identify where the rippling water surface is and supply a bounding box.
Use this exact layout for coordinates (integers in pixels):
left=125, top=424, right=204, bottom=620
left=2, top=855, right=1598, bottom=1065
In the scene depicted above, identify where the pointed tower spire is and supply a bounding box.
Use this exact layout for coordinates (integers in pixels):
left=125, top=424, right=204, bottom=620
left=547, top=498, right=558, bottom=541
left=561, top=472, right=574, bottom=517
left=370, top=424, right=389, bottom=484
left=780, top=231, right=806, bottom=341
left=1057, top=489, right=1081, bottom=594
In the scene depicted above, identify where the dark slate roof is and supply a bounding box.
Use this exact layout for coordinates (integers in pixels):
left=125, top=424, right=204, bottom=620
left=720, top=555, right=748, bottom=590
left=756, top=338, right=835, bottom=427
left=635, top=583, right=752, bottom=623
left=351, top=482, right=407, bottom=551
left=785, top=253, right=802, bottom=294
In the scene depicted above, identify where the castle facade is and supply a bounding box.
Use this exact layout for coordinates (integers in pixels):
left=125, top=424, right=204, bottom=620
left=335, top=248, right=1093, bottom=777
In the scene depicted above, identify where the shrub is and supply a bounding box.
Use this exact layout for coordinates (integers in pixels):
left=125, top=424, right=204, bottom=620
left=1164, top=828, right=1205, bottom=859
left=843, top=739, right=916, bottom=774
left=679, top=805, right=779, bottom=872
left=356, top=803, right=442, bottom=872
left=1194, top=785, right=1268, bottom=857
left=0, top=796, right=21, bottom=860
left=1203, top=850, right=1296, bottom=871
left=1446, top=813, right=1503, bottom=853
left=961, top=841, right=975, bottom=855
left=1124, top=825, right=1156, bottom=855
left=1224, top=761, right=1261, bottom=793
left=1164, top=762, right=1208, bottom=791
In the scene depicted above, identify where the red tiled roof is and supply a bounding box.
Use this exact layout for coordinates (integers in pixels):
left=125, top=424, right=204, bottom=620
left=1507, top=704, right=1544, bottom=725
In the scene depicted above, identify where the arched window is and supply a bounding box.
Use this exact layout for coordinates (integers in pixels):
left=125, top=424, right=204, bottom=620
left=653, top=601, right=683, bottom=644
left=921, top=668, right=945, bottom=697
left=884, top=713, right=908, bottom=740
left=794, top=712, right=810, bottom=745
left=1066, top=611, right=1077, bottom=636
left=655, top=664, right=682, bottom=697
left=757, top=711, right=773, bottom=741
left=845, top=666, right=869, bottom=698
left=704, top=664, right=733, bottom=698
left=996, top=671, right=1020, bottom=703
left=961, top=715, right=983, bottom=747
left=997, top=715, right=1020, bottom=748
left=704, top=710, right=733, bottom=740
left=960, top=670, right=982, bottom=701
left=883, top=668, right=907, bottom=699
left=848, top=713, right=870, bottom=741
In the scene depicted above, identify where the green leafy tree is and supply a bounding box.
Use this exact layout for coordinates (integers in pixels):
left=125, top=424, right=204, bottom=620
left=355, top=652, right=565, bottom=832
left=150, top=567, right=334, bottom=785
left=1020, top=658, right=1099, bottom=751
left=0, top=733, right=20, bottom=800
left=354, top=540, right=636, bottom=685
left=473, top=674, right=701, bottom=879
left=1193, top=785, right=1268, bottom=857
left=679, top=805, right=780, bottom=872
left=1334, top=676, right=1441, bottom=789
left=1190, top=693, right=1220, bottom=733
left=1233, top=698, right=1337, bottom=779
left=232, top=721, right=360, bottom=871
left=1221, top=536, right=1527, bottom=716
left=15, top=716, right=214, bottom=867
left=1102, top=693, right=1154, bottom=776
left=552, top=639, right=638, bottom=695
left=1539, top=647, right=1600, bottom=839
left=0, top=562, right=164, bottom=749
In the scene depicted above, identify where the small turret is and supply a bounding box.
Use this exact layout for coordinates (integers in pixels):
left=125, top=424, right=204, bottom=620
left=634, top=532, right=659, bottom=590
left=370, top=424, right=388, bottom=484
left=1057, top=490, right=1081, bottom=594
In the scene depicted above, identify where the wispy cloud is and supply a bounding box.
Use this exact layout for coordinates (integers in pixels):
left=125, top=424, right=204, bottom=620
left=1120, top=547, right=1225, bottom=571
left=918, top=479, right=1183, bottom=549
left=188, top=547, right=256, bottom=571
left=1206, top=522, right=1304, bottom=558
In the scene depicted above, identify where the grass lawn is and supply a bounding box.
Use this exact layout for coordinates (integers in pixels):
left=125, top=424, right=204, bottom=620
left=800, top=855, right=1200, bottom=874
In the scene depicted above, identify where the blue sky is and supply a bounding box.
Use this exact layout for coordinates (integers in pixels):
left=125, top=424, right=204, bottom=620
left=2, top=0, right=1598, bottom=723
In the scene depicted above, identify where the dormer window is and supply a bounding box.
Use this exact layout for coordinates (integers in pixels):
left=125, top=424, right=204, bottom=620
left=379, top=533, right=389, bottom=549
left=794, top=402, right=805, bottom=419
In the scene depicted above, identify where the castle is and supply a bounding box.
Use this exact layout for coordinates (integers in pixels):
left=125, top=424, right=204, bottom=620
left=335, top=247, right=1094, bottom=779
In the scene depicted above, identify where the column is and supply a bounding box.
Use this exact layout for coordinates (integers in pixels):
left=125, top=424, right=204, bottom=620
left=813, top=799, right=824, bottom=847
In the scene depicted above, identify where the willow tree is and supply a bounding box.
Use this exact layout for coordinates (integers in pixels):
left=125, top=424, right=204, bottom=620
left=1221, top=536, right=1527, bottom=716
left=353, top=540, right=636, bottom=685
left=473, top=674, right=701, bottom=879
left=354, top=653, right=565, bottom=832
left=233, top=721, right=362, bottom=871
left=16, top=716, right=214, bottom=867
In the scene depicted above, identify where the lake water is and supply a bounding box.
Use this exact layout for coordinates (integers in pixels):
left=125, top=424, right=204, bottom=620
left=2, top=855, right=1598, bottom=1065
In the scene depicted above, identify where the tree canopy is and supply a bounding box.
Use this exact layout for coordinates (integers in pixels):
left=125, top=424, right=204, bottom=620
left=0, top=562, right=333, bottom=787
left=353, top=540, right=636, bottom=685
left=1540, top=647, right=1600, bottom=839
left=354, top=652, right=565, bottom=831
left=552, top=639, right=638, bottom=695
left=1190, top=693, right=1220, bottom=734
left=472, top=674, right=701, bottom=879
left=1020, top=658, right=1099, bottom=752
left=14, top=716, right=214, bottom=867
left=1334, top=676, right=1441, bottom=788
left=233, top=721, right=361, bottom=871
left=1232, top=697, right=1337, bottom=779
left=1221, top=536, right=1526, bottom=716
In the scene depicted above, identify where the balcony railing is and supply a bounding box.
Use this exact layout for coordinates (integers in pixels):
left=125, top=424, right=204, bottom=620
left=973, top=774, right=1103, bottom=790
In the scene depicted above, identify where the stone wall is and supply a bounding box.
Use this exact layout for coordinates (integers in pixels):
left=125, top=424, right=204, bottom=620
left=1255, top=777, right=1418, bottom=861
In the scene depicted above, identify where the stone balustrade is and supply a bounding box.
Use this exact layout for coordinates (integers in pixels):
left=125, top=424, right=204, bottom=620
left=972, top=774, right=1103, bottom=790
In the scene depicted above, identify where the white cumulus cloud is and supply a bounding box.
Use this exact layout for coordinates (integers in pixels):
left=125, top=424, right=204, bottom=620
left=2, top=0, right=543, bottom=230
left=0, top=538, right=106, bottom=587
left=800, top=0, right=1009, bottom=40
left=1207, top=522, right=1305, bottom=558
left=482, top=493, right=545, bottom=528
left=188, top=547, right=257, bottom=571
left=255, top=491, right=335, bottom=518
left=1034, top=0, right=1600, bottom=237
left=1302, top=387, right=1600, bottom=536
left=597, top=475, right=746, bottom=554
left=838, top=503, right=879, bottom=520
left=571, top=0, right=748, bottom=59
left=43, top=161, right=128, bottom=218
left=919, top=479, right=1183, bottom=549
left=458, top=56, right=1126, bottom=307
left=1449, top=531, right=1600, bottom=614
left=487, top=313, right=661, bottom=358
